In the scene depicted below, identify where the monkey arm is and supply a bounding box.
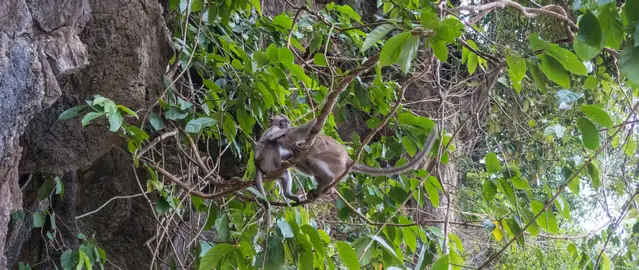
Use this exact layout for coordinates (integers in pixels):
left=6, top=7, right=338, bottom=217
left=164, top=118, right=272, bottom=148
left=261, top=128, right=289, bottom=142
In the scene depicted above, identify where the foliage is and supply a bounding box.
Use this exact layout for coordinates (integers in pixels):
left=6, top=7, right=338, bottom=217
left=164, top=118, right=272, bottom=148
left=58, top=0, right=639, bottom=269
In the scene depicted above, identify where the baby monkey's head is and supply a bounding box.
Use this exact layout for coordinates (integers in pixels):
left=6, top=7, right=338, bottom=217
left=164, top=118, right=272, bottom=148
left=269, top=114, right=291, bottom=129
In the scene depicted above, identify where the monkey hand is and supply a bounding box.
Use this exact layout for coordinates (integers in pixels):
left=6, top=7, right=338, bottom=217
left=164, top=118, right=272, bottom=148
left=292, top=142, right=308, bottom=154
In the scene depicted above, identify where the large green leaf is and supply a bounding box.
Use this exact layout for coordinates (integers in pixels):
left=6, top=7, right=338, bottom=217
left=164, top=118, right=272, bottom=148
left=624, top=0, right=639, bottom=24
left=431, top=255, right=449, bottom=270
left=380, top=31, right=411, bottom=66
left=587, top=162, right=601, bottom=190
left=58, top=105, right=89, bottom=121
left=430, top=40, right=448, bottom=62
left=538, top=54, right=570, bottom=88
left=484, top=152, right=500, bottom=174
left=33, top=212, right=46, bottom=228
left=335, top=241, right=360, bottom=270
left=399, top=36, right=420, bottom=73
left=546, top=45, right=588, bottom=75
left=578, top=11, right=602, bottom=49
left=599, top=3, right=624, bottom=49
left=574, top=39, right=600, bottom=61
left=199, top=243, right=233, bottom=270
left=482, top=180, right=497, bottom=202
left=576, top=117, right=600, bottom=150
left=185, top=117, right=217, bottom=133
left=620, top=39, right=639, bottom=85
left=507, top=55, right=526, bottom=94
left=579, top=105, right=613, bottom=128
left=361, top=24, right=395, bottom=52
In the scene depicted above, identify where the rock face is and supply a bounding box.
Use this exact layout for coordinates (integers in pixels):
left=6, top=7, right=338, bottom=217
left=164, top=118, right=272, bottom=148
left=0, top=0, right=171, bottom=268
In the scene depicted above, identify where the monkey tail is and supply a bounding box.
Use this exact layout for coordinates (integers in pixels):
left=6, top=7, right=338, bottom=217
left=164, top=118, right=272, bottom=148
left=351, top=128, right=439, bottom=176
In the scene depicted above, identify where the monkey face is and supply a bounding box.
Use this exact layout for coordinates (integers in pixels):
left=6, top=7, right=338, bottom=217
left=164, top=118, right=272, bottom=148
left=269, top=114, right=291, bottom=129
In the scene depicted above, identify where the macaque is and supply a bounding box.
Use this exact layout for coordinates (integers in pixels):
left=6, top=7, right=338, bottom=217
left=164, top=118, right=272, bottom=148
left=278, top=118, right=439, bottom=199
left=254, top=115, right=318, bottom=201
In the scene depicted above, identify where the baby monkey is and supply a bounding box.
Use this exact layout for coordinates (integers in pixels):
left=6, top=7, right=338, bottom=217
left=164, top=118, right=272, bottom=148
left=278, top=118, right=439, bottom=199
left=253, top=114, right=317, bottom=203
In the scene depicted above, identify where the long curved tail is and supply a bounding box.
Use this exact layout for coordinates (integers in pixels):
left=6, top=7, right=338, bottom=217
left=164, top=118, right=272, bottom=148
left=351, top=127, right=439, bottom=176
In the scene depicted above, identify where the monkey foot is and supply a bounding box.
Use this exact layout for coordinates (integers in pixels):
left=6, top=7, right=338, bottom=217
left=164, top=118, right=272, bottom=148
left=307, top=189, right=321, bottom=200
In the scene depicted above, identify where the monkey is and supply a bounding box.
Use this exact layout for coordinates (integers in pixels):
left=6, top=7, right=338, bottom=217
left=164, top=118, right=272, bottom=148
left=277, top=118, right=439, bottom=200
left=253, top=114, right=318, bottom=202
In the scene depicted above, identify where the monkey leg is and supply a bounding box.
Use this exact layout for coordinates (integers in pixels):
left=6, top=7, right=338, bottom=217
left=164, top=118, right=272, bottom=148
left=305, top=153, right=345, bottom=200
left=279, top=170, right=301, bottom=202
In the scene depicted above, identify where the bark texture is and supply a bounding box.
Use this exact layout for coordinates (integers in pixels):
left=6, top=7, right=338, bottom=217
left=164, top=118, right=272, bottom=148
left=0, top=0, right=171, bottom=268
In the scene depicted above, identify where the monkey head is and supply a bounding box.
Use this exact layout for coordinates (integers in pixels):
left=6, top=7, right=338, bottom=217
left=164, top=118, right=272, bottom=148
left=269, top=114, right=291, bottom=129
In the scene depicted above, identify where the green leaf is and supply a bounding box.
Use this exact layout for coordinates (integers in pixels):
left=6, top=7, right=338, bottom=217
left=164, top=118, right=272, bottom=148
left=601, top=252, right=611, bottom=270
left=203, top=203, right=218, bottom=230
left=579, top=105, right=613, bottom=128
left=620, top=39, right=639, bottom=85
left=37, top=178, right=55, bottom=201
left=369, top=235, right=399, bottom=259
left=625, top=135, right=637, bottom=156
left=511, top=176, right=530, bottom=190
left=154, top=197, right=171, bottom=213
left=301, top=225, right=326, bottom=255
left=222, top=114, right=237, bottom=140
left=482, top=180, right=497, bottom=202
left=467, top=52, right=478, bottom=75
left=402, top=137, right=417, bottom=157
left=272, top=13, right=293, bottom=29
left=199, top=243, right=233, bottom=270
left=584, top=76, right=598, bottom=89
left=380, top=31, right=411, bottom=67
left=574, top=39, right=600, bottom=61
left=565, top=167, right=580, bottom=195
left=278, top=47, right=294, bottom=65
left=108, top=112, right=123, bottom=132
left=567, top=242, right=579, bottom=260
left=484, top=152, right=500, bottom=174
left=399, top=36, right=420, bottom=73
left=577, top=117, right=600, bottom=150
left=185, top=117, right=217, bottom=133
left=403, top=227, right=417, bottom=253
left=624, top=0, right=639, bottom=24
left=236, top=109, right=255, bottom=137
left=431, top=255, right=449, bottom=270
left=33, top=212, right=46, bottom=228
left=60, top=249, right=77, bottom=270
left=539, top=54, right=570, bottom=88
left=164, top=107, right=188, bottom=120
left=529, top=33, right=549, bottom=51
left=335, top=241, right=360, bottom=270
left=599, top=3, right=624, bottom=49
left=578, top=11, right=602, bottom=49
left=430, top=40, right=448, bottom=62
left=361, top=24, right=395, bottom=52
left=266, top=44, right=279, bottom=62
left=499, top=179, right=517, bottom=206
left=149, top=112, right=165, bottom=131
left=546, top=45, right=588, bottom=75
left=425, top=177, right=440, bottom=207
left=507, top=55, right=526, bottom=94
left=313, top=53, right=327, bottom=66
left=277, top=219, right=294, bottom=238
left=335, top=5, right=362, bottom=22
left=250, top=0, right=261, bottom=15
left=81, top=112, right=105, bottom=126
left=58, top=105, right=89, bottom=121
